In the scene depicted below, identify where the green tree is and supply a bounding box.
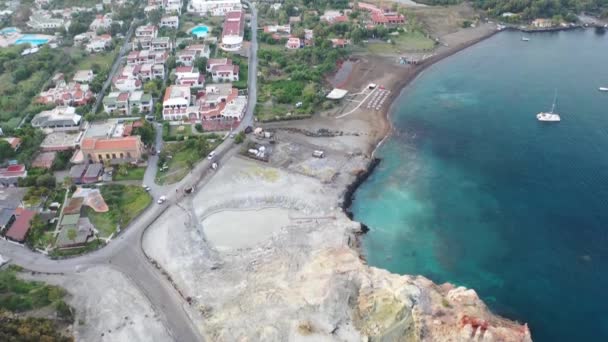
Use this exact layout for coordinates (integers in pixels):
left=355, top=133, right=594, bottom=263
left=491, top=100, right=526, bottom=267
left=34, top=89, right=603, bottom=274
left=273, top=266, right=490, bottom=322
left=147, top=9, right=162, bottom=26
left=0, top=140, right=15, bottom=161
left=67, top=228, right=77, bottom=242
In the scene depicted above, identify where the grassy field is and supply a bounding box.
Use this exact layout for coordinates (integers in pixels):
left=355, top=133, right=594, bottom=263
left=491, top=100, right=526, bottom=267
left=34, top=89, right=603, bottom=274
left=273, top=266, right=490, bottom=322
left=0, top=267, right=66, bottom=312
left=113, top=166, right=146, bottom=181
left=71, top=46, right=119, bottom=74
left=364, top=31, right=436, bottom=54
left=156, top=142, right=200, bottom=185
left=168, top=124, right=193, bottom=137
left=86, top=184, right=151, bottom=238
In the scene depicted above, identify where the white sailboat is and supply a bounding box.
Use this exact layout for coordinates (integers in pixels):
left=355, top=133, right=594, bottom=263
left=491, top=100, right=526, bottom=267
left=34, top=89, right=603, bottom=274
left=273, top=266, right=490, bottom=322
left=521, top=36, right=530, bottom=41
left=537, top=90, right=561, bottom=122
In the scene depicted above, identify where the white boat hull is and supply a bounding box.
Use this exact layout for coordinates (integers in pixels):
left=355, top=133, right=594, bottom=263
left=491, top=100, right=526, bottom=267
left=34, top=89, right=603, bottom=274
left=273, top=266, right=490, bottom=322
left=599, top=87, right=608, bottom=92
left=537, top=112, right=561, bottom=122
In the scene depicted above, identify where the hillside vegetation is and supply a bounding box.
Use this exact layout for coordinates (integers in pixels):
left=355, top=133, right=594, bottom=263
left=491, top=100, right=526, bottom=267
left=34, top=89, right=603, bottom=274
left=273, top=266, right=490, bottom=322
left=417, top=0, right=608, bottom=19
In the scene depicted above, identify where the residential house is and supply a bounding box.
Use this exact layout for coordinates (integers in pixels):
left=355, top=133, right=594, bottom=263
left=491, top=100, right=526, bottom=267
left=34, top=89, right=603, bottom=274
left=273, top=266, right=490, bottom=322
left=81, top=136, right=144, bottom=164
left=4, top=208, right=35, bottom=242
left=210, top=63, right=239, bottom=82
left=73, top=69, right=95, bottom=84
left=82, top=163, right=103, bottom=183
left=103, top=91, right=153, bottom=115
left=86, top=34, right=112, bottom=52
left=163, top=0, right=183, bottom=14
left=330, top=38, right=350, bottom=48
left=264, top=24, right=291, bottom=35
left=69, top=164, right=87, bottom=184
left=532, top=18, right=552, bottom=28
left=285, top=37, right=302, bottom=49
left=113, top=75, right=143, bottom=92
left=175, top=66, right=205, bottom=87
left=198, top=83, right=245, bottom=130
left=289, top=16, right=301, bottom=24
left=31, top=106, right=81, bottom=129
left=0, top=164, right=27, bottom=187
left=162, top=85, right=194, bottom=120
left=89, top=13, right=113, bottom=31
left=136, top=25, right=158, bottom=39
left=371, top=11, right=405, bottom=25
left=220, top=10, right=245, bottom=51
left=206, top=58, right=231, bottom=72
left=151, top=36, right=173, bottom=51
left=127, top=49, right=168, bottom=65
left=140, top=62, right=166, bottom=80
left=321, top=11, right=348, bottom=24
left=132, top=25, right=158, bottom=50
left=160, top=15, right=179, bottom=29
left=0, top=188, right=26, bottom=232
left=55, top=215, right=94, bottom=249
left=37, top=76, right=94, bottom=106
left=188, top=0, right=242, bottom=16
left=176, top=44, right=210, bottom=66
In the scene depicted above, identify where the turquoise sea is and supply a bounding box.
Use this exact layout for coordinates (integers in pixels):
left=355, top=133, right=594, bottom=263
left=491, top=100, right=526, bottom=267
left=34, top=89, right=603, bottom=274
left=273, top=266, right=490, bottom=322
left=351, top=29, right=608, bottom=341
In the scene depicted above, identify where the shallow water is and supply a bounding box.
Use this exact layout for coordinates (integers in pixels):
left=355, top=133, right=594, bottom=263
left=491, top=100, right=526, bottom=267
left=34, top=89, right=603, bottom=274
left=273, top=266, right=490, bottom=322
left=352, top=29, right=608, bottom=341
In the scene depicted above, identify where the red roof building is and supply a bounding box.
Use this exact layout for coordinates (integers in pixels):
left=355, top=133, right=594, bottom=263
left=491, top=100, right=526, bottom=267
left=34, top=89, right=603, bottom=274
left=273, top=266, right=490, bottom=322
left=5, top=209, right=36, bottom=242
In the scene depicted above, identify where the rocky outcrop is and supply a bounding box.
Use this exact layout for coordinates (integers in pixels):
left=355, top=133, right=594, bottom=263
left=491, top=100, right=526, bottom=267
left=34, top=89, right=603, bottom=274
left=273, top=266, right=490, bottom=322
left=299, top=247, right=532, bottom=342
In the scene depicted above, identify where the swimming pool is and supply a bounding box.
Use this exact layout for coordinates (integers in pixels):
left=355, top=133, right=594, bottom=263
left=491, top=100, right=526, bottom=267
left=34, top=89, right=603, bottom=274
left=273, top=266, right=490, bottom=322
left=15, top=35, right=49, bottom=46
left=191, top=25, right=209, bottom=38
left=0, top=27, right=19, bottom=35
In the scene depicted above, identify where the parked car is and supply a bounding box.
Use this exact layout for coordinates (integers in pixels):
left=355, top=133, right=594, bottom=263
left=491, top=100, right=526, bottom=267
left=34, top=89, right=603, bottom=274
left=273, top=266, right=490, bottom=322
left=157, top=195, right=167, bottom=204
left=143, top=185, right=151, bottom=192
left=184, top=186, right=194, bottom=194
left=207, top=151, right=216, bottom=160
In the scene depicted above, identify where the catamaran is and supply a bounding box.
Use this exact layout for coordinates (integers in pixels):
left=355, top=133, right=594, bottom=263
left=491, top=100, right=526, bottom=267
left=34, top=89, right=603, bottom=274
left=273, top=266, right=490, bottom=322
left=537, top=90, right=561, bottom=122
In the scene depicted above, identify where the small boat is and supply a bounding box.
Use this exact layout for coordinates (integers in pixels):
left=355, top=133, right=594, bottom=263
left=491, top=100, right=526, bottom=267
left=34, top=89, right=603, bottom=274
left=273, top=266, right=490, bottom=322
left=599, top=87, right=608, bottom=92
left=537, top=90, right=561, bottom=122
left=521, top=37, right=530, bottom=41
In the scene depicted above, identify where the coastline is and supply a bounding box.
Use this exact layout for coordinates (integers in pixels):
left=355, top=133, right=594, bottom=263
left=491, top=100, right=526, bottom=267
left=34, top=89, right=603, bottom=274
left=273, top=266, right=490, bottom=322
left=345, top=28, right=501, bottom=217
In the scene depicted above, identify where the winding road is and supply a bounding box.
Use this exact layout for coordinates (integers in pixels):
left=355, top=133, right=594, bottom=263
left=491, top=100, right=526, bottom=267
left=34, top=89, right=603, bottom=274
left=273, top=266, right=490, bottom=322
left=0, top=2, right=259, bottom=341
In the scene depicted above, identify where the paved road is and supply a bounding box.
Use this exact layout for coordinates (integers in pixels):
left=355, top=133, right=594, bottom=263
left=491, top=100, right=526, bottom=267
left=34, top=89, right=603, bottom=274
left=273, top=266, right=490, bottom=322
left=1, top=3, right=260, bottom=341
left=241, top=1, right=258, bottom=129
left=92, top=19, right=140, bottom=114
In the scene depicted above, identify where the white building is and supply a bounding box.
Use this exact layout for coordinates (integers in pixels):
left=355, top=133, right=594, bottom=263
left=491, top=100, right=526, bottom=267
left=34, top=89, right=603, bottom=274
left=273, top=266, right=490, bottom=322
left=27, top=13, right=67, bottom=31
left=163, top=0, right=183, bottom=15
left=176, top=44, right=210, bottom=66
left=73, top=70, right=95, bottom=84
left=31, top=106, right=81, bottom=129
left=210, top=63, right=239, bottom=82
left=220, top=10, right=245, bottom=52
left=162, top=85, right=194, bottom=120
left=175, top=66, right=205, bottom=88
left=188, top=0, right=242, bottom=16
left=86, top=34, right=112, bottom=53
left=160, top=15, right=179, bottom=29
left=89, top=14, right=113, bottom=31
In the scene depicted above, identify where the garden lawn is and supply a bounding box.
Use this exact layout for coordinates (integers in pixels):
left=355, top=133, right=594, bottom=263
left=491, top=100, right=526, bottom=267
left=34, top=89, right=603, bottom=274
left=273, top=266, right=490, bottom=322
left=113, top=167, right=146, bottom=181
left=86, top=184, right=151, bottom=238
left=168, top=124, right=193, bottom=137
